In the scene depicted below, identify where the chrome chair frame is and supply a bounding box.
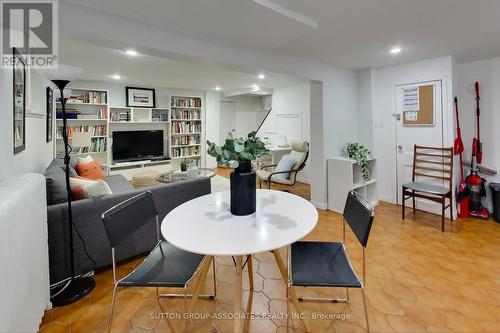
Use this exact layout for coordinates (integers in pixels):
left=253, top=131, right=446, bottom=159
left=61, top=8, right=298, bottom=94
left=105, top=194, right=217, bottom=333
left=285, top=191, right=373, bottom=332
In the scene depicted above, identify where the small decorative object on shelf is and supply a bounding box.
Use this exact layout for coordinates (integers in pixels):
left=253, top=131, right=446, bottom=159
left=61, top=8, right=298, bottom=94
left=180, top=159, right=188, bottom=172
left=344, top=142, right=371, bottom=181
left=207, top=131, right=268, bottom=216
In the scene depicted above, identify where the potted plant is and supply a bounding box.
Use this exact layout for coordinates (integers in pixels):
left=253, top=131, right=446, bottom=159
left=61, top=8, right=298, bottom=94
left=344, top=143, right=371, bottom=181
left=180, top=159, right=188, bottom=172
left=207, top=131, right=268, bottom=215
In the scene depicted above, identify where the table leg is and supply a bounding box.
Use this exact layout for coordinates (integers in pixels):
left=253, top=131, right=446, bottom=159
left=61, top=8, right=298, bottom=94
left=272, top=250, right=311, bottom=333
left=234, top=255, right=243, bottom=333
left=187, top=256, right=213, bottom=313
left=247, top=255, right=254, bottom=291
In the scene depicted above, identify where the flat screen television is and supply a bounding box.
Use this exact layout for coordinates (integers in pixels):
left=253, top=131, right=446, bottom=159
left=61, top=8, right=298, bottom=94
left=112, top=130, right=164, bottom=162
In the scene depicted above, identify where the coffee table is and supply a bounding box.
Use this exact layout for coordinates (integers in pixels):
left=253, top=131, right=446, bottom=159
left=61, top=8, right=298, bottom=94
left=161, top=190, right=318, bottom=332
left=156, top=168, right=216, bottom=183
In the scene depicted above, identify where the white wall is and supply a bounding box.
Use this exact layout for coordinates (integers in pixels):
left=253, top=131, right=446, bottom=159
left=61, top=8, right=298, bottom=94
left=356, top=68, right=374, bottom=150
left=372, top=56, right=455, bottom=203
left=457, top=57, right=500, bottom=210
left=222, top=95, right=264, bottom=139
left=264, top=83, right=311, bottom=183
left=0, top=69, right=54, bottom=182
left=205, top=91, right=221, bottom=168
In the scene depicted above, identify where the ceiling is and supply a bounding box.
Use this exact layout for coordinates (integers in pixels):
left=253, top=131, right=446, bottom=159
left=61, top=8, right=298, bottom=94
left=59, top=41, right=302, bottom=91
left=65, top=0, right=500, bottom=69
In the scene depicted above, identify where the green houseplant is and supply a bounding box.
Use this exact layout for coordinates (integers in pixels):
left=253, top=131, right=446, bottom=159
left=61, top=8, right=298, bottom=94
left=207, top=131, right=268, bottom=215
left=345, top=143, right=371, bottom=181
left=207, top=131, right=268, bottom=170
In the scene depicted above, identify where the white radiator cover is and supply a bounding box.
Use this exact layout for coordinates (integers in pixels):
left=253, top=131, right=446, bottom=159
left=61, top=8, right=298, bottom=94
left=0, top=173, right=50, bottom=332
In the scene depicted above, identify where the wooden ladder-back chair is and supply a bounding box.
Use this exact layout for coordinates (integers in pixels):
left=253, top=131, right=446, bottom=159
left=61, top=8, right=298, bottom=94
left=401, top=145, right=453, bottom=231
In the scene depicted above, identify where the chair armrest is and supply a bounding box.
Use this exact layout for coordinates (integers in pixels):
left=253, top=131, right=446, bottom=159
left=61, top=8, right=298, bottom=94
left=261, top=164, right=278, bottom=170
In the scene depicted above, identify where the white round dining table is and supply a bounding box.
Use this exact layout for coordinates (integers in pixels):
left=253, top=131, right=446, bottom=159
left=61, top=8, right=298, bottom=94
left=161, top=189, right=318, bottom=333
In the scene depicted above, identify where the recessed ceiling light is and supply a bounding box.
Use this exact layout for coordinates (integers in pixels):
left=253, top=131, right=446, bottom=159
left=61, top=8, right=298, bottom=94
left=252, top=84, right=260, bottom=91
left=215, top=86, right=221, bottom=91
left=390, top=46, right=402, bottom=55
left=124, top=49, right=138, bottom=56
left=112, top=74, right=121, bottom=80
left=258, top=73, right=265, bottom=80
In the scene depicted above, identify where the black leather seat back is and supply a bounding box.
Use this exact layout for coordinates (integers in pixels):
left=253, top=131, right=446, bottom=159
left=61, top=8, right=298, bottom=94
left=102, top=191, right=158, bottom=248
left=342, top=192, right=374, bottom=248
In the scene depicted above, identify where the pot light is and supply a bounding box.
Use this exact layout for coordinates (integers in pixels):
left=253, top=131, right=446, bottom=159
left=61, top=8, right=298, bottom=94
left=215, top=86, right=221, bottom=91
left=112, top=74, right=121, bottom=80
left=252, top=84, right=260, bottom=91
left=258, top=73, right=265, bottom=80
left=390, top=46, right=402, bottom=55
left=124, top=49, right=138, bottom=56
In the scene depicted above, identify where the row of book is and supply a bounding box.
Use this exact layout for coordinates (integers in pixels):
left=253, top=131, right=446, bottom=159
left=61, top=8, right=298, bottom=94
left=72, top=137, right=106, bottom=153
left=152, top=110, right=169, bottom=122
left=171, top=135, right=200, bottom=146
left=171, top=146, right=200, bottom=158
left=110, top=111, right=131, bottom=122
left=56, top=106, right=108, bottom=120
left=67, top=91, right=107, bottom=104
left=56, top=125, right=107, bottom=139
left=171, top=97, right=201, bottom=108
left=171, top=121, right=202, bottom=134
left=171, top=109, right=201, bottom=120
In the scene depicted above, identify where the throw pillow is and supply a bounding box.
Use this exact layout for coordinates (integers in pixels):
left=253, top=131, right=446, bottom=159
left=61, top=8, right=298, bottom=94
left=45, top=167, right=69, bottom=205
left=70, top=177, right=112, bottom=199
left=75, top=160, right=105, bottom=180
left=77, top=155, right=94, bottom=164
left=273, top=154, right=296, bottom=180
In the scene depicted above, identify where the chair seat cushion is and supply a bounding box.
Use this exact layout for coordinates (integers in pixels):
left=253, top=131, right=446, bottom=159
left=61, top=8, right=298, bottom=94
left=403, top=181, right=450, bottom=195
left=118, top=241, right=205, bottom=287
left=273, top=154, right=296, bottom=180
left=256, top=170, right=294, bottom=185
left=291, top=241, right=362, bottom=288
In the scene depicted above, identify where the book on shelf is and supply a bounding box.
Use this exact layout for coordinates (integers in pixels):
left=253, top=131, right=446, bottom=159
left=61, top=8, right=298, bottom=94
left=171, top=97, right=201, bottom=108
left=170, top=109, right=201, bottom=120
left=152, top=109, right=169, bottom=122
left=171, top=121, right=202, bottom=134
left=56, top=125, right=107, bottom=139
left=64, top=91, right=107, bottom=104
left=110, top=110, right=131, bottom=122
left=171, top=146, right=200, bottom=158
left=70, top=137, right=107, bottom=154
left=171, top=135, right=200, bottom=146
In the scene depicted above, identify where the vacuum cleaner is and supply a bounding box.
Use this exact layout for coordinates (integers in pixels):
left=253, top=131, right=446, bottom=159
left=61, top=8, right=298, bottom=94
left=466, top=82, right=490, bottom=220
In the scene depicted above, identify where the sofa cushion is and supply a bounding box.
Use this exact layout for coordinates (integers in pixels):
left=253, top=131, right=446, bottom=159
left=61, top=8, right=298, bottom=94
left=105, top=174, right=134, bottom=194
left=70, top=177, right=113, bottom=199
left=75, top=160, right=105, bottom=180
left=45, top=168, right=69, bottom=205
left=48, top=157, right=77, bottom=177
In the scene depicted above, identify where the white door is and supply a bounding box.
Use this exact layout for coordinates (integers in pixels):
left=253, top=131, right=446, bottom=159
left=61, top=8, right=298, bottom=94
left=395, top=80, right=444, bottom=214
left=220, top=101, right=236, bottom=145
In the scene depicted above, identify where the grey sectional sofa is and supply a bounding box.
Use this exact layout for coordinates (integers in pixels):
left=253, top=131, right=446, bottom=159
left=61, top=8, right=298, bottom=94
left=45, top=158, right=211, bottom=284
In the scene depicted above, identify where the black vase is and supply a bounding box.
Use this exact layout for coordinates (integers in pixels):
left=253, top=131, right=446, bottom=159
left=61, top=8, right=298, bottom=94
left=230, top=160, right=256, bottom=216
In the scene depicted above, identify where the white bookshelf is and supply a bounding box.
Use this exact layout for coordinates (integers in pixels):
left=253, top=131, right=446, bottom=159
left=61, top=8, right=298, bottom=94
left=54, top=88, right=109, bottom=167
left=170, top=96, right=203, bottom=166
left=327, top=157, right=378, bottom=213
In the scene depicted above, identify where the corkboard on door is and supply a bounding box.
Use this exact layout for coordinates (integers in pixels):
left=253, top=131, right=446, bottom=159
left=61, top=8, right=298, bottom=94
left=403, top=85, right=434, bottom=126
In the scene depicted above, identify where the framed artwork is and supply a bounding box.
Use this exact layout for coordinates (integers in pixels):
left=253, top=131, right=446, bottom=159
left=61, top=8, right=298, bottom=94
left=126, top=86, right=156, bottom=108
left=13, top=47, right=26, bottom=154
left=46, top=87, right=54, bottom=142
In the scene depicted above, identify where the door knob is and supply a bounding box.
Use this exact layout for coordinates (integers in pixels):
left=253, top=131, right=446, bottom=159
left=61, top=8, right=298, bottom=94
left=398, top=145, right=403, bottom=150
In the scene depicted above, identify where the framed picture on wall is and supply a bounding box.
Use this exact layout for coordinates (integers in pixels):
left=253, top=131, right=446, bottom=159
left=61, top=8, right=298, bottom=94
left=126, top=87, right=156, bottom=108
left=46, top=87, right=54, bottom=142
left=13, top=47, right=26, bottom=154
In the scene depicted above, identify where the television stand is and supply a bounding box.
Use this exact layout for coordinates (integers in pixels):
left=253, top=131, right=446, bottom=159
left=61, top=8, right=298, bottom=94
left=109, top=159, right=172, bottom=180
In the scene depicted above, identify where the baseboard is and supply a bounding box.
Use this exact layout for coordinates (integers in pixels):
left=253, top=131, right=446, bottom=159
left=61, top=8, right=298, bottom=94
left=379, top=194, right=394, bottom=204
left=296, top=176, right=310, bottom=184
left=311, top=200, right=327, bottom=210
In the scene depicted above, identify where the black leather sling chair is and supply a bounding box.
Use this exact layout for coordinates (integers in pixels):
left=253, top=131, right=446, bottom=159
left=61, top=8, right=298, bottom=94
left=101, top=191, right=216, bottom=332
left=288, top=191, right=374, bottom=332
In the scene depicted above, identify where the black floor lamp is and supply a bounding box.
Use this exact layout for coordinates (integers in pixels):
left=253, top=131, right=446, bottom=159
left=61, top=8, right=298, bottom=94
left=41, top=66, right=95, bottom=306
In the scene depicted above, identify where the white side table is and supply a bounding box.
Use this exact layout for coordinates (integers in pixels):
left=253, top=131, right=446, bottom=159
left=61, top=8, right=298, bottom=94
left=161, top=189, right=318, bottom=332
